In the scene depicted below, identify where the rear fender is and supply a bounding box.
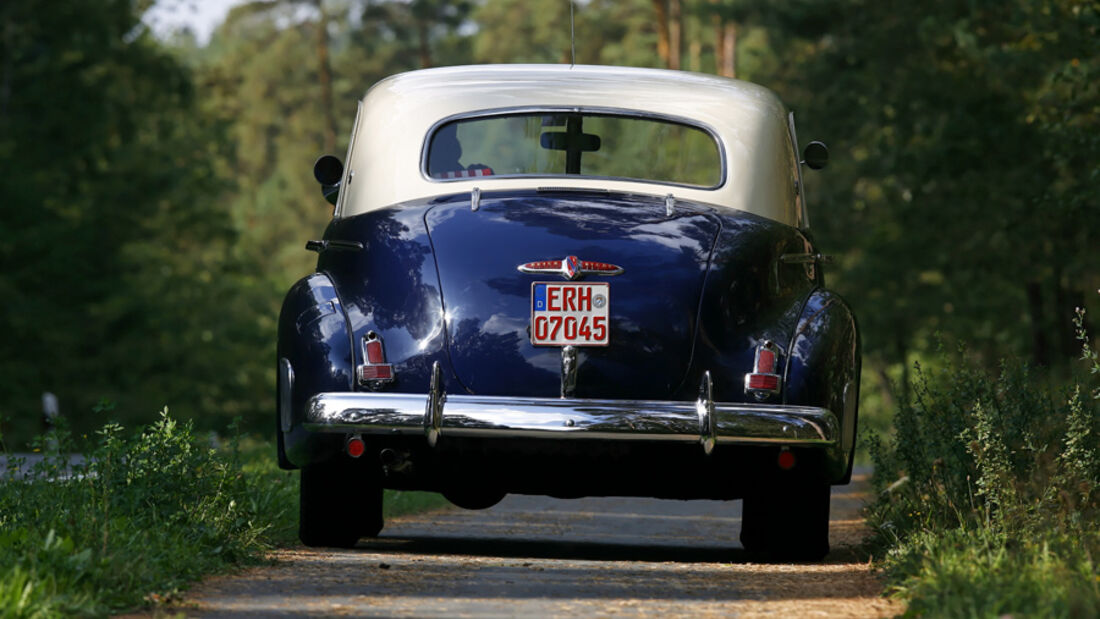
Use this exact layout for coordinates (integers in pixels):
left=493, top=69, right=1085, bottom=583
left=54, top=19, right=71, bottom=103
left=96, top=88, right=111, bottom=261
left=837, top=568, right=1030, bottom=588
left=783, top=289, right=860, bottom=483
left=276, top=273, right=354, bottom=469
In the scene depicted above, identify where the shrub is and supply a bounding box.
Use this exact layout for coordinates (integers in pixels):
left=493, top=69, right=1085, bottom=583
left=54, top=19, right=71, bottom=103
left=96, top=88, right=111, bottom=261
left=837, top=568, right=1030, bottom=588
left=867, top=308, right=1100, bottom=616
left=0, top=409, right=277, bottom=616
left=0, top=407, right=450, bottom=617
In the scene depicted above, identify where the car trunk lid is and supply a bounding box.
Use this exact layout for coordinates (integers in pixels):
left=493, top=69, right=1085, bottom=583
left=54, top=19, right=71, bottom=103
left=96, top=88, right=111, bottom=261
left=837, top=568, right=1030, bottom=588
left=425, top=190, right=721, bottom=400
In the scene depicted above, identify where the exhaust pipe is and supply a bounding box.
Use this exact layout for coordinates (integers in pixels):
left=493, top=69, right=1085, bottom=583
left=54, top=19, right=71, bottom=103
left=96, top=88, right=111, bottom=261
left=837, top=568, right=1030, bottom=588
left=379, top=448, right=412, bottom=474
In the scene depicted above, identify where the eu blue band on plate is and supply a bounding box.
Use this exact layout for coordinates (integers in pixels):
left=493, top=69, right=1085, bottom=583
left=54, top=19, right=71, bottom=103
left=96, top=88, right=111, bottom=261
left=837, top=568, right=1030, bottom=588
left=533, top=284, right=547, bottom=311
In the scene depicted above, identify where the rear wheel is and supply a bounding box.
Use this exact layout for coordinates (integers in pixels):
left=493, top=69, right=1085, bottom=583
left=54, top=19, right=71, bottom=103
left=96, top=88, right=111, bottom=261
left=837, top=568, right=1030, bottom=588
left=299, top=460, right=384, bottom=548
left=740, top=479, right=831, bottom=561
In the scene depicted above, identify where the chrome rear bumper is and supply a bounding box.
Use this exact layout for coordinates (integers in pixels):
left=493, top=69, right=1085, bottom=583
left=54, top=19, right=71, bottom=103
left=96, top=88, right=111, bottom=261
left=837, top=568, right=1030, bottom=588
left=303, top=365, right=837, bottom=455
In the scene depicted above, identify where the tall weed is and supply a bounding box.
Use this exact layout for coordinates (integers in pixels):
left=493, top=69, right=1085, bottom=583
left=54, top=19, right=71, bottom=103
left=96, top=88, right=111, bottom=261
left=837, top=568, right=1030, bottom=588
left=0, top=407, right=448, bottom=617
left=868, top=309, right=1100, bottom=616
left=0, top=409, right=284, bottom=616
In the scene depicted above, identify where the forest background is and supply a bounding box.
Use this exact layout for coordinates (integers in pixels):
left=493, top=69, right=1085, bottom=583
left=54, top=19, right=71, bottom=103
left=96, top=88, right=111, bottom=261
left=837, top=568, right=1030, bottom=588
left=0, top=0, right=1097, bottom=444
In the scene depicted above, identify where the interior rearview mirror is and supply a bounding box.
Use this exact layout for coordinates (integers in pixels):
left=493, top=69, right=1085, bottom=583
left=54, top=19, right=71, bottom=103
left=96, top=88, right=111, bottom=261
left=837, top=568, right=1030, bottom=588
left=540, top=131, right=601, bottom=153
left=802, top=141, right=829, bottom=170
left=313, top=155, right=343, bottom=206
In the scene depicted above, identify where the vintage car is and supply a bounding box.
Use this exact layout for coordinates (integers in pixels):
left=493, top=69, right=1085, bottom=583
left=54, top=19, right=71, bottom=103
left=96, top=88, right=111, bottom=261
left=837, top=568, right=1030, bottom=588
left=277, top=64, right=859, bottom=560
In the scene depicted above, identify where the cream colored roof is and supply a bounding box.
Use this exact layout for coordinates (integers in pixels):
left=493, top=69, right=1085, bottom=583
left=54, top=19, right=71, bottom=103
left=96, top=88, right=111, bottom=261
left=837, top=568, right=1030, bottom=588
left=337, top=64, right=801, bottom=227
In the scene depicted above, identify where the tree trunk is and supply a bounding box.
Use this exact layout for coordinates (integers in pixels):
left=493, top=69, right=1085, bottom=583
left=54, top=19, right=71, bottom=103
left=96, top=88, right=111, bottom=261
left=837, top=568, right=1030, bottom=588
left=668, top=0, right=681, bottom=70
left=1052, top=265, right=1085, bottom=361
left=652, top=0, right=670, bottom=67
left=1, top=16, right=12, bottom=118
left=711, top=12, right=724, bottom=75
left=417, top=21, right=432, bottom=68
left=314, top=0, right=337, bottom=153
left=689, top=38, right=701, bottom=72
left=1025, top=281, right=1050, bottom=367
left=897, top=335, right=910, bottom=407
left=871, top=359, right=898, bottom=414
left=723, top=21, right=737, bottom=78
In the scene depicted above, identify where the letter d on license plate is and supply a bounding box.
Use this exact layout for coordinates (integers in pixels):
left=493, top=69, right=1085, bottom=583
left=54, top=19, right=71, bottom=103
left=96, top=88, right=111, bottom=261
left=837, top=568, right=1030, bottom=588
left=530, top=282, right=609, bottom=346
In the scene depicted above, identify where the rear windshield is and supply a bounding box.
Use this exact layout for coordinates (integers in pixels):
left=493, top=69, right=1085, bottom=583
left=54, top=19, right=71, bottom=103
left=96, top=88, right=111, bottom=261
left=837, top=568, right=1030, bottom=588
left=425, top=112, right=722, bottom=188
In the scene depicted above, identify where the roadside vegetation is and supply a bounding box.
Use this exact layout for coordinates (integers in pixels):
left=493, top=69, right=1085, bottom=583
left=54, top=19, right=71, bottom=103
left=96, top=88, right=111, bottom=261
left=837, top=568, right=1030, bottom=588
left=2, top=0, right=1097, bottom=614
left=866, top=309, right=1100, bottom=617
left=0, top=409, right=448, bottom=618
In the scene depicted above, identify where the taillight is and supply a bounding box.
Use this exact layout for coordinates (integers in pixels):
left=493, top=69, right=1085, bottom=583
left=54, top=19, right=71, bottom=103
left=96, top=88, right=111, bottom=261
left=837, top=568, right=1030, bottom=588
left=359, top=365, right=393, bottom=381
left=358, top=331, right=395, bottom=386
left=756, top=348, right=776, bottom=374
left=747, top=374, right=779, bottom=391
left=744, top=340, right=782, bottom=399
left=365, top=338, right=385, bottom=364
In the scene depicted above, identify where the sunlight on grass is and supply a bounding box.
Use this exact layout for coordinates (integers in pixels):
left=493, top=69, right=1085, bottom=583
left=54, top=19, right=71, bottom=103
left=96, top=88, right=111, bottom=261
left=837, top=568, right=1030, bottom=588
left=0, top=413, right=448, bottom=617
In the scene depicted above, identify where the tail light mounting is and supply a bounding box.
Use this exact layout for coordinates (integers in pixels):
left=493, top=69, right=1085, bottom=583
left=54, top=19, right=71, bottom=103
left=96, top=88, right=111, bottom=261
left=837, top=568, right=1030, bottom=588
left=358, top=331, right=395, bottom=387
left=744, top=340, right=782, bottom=399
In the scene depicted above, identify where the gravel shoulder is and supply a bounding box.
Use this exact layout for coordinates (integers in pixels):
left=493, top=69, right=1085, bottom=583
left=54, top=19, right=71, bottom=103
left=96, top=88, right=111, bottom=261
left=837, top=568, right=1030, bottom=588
left=173, top=471, right=902, bottom=618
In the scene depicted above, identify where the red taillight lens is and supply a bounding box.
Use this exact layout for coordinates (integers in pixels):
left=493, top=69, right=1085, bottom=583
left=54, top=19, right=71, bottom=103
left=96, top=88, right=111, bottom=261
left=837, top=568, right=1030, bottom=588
left=747, top=374, right=779, bottom=391
left=365, top=339, right=385, bottom=364
left=359, top=365, right=393, bottom=381
left=756, top=348, right=776, bottom=374
left=745, top=341, right=782, bottom=396
left=358, top=333, right=395, bottom=385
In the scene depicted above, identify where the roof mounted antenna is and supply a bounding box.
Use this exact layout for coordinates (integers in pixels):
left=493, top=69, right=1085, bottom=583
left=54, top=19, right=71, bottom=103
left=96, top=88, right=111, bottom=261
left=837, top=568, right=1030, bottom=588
left=569, top=1, right=576, bottom=67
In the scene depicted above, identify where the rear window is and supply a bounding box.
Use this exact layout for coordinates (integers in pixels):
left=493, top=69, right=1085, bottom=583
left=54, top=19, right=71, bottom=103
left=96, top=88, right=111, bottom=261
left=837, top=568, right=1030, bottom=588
left=425, top=112, right=722, bottom=188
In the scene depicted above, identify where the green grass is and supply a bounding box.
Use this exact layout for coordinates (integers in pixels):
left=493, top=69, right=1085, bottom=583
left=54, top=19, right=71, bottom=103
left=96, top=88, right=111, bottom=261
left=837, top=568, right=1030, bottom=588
left=866, top=309, right=1100, bottom=617
left=885, top=528, right=1100, bottom=618
left=0, top=410, right=450, bottom=617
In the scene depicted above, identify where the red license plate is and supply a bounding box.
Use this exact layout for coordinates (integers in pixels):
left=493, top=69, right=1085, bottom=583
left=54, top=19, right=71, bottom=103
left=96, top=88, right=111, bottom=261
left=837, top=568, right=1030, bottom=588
left=530, top=282, right=609, bottom=346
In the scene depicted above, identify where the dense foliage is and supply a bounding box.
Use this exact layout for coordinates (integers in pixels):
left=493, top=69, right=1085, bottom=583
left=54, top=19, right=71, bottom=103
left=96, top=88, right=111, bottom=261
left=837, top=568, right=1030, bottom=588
left=2, top=0, right=1096, bottom=441
left=866, top=310, right=1100, bottom=616
left=0, top=413, right=447, bottom=617
left=1, top=0, right=1097, bottom=612
left=764, top=0, right=1100, bottom=407
left=0, top=412, right=281, bottom=616
left=0, top=0, right=264, bottom=442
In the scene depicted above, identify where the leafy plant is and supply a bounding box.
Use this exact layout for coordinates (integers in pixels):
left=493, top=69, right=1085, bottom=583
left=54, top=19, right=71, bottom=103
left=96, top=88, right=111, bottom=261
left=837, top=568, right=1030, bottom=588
left=0, top=404, right=451, bottom=617
left=867, top=309, right=1100, bottom=616
left=0, top=409, right=275, bottom=616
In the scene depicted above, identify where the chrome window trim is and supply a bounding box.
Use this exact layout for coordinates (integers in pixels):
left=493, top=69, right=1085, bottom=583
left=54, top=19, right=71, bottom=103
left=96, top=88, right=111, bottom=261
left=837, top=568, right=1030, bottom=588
left=418, top=106, right=728, bottom=191
left=787, top=111, right=809, bottom=229
left=334, top=100, right=364, bottom=220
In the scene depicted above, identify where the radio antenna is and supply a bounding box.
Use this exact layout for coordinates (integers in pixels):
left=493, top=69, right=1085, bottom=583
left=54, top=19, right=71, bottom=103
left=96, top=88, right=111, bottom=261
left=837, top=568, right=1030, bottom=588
left=569, top=1, right=576, bottom=67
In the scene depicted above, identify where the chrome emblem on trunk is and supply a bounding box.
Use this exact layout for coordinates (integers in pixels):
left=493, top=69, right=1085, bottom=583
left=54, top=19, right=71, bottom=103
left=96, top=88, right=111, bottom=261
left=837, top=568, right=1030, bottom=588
left=518, top=256, right=624, bottom=281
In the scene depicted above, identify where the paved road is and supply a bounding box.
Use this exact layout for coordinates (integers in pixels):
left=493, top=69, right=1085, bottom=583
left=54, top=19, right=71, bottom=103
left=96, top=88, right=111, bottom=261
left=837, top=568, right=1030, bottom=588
left=184, top=470, right=899, bottom=618
left=1, top=452, right=87, bottom=480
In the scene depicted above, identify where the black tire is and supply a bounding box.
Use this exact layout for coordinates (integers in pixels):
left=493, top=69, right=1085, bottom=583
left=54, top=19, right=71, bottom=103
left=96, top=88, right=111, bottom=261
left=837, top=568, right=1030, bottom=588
left=442, top=486, right=506, bottom=510
left=740, top=479, right=831, bottom=561
left=299, top=460, right=384, bottom=548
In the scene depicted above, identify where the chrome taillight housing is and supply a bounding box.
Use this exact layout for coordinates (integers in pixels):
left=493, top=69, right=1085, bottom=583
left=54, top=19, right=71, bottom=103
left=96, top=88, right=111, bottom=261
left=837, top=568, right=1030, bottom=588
left=744, top=340, right=782, bottom=399
left=357, top=331, right=394, bottom=386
